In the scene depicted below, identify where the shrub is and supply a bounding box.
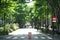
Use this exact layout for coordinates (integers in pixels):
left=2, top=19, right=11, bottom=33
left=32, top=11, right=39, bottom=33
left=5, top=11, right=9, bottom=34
left=0, top=27, right=4, bottom=35
left=10, top=23, right=19, bottom=31
left=6, top=24, right=13, bottom=32
left=0, top=23, right=19, bottom=35
left=0, top=24, right=13, bottom=35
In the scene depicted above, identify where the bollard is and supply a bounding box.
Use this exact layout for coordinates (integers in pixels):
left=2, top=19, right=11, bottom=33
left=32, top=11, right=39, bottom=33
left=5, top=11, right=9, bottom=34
left=28, top=32, right=32, bottom=39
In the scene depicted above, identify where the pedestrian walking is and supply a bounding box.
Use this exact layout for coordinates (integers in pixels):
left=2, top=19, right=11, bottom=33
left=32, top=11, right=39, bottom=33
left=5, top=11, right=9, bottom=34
left=28, top=32, right=32, bottom=39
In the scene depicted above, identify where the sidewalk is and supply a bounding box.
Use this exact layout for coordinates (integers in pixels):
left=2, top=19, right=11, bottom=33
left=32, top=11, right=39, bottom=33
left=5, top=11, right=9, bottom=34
left=39, top=28, right=60, bottom=38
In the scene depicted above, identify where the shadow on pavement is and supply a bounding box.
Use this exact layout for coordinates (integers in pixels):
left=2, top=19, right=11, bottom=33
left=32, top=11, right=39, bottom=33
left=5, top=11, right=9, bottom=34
left=0, top=34, right=58, bottom=40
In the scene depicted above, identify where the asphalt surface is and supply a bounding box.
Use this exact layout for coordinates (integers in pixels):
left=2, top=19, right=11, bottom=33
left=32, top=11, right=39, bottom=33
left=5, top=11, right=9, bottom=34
left=0, top=28, right=60, bottom=40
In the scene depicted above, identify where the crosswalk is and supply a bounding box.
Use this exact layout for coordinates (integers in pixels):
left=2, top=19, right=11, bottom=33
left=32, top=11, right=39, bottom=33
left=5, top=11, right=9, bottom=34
left=0, top=28, right=54, bottom=40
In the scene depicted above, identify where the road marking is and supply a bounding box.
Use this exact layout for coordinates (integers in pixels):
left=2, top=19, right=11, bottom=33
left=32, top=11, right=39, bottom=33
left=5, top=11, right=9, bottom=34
left=47, top=37, right=52, bottom=39
left=34, top=36, right=38, bottom=39
left=12, top=37, right=18, bottom=39
left=20, top=36, right=25, bottom=39
left=6, top=36, right=12, bottom=39
left=41, top=37, right=45, bottom=39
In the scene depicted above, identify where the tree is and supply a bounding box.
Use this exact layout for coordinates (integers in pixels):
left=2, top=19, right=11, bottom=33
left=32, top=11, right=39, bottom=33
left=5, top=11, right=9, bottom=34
left=0, top=0, right=18, bottom=23
left=47, top=0, right=60, bottom=32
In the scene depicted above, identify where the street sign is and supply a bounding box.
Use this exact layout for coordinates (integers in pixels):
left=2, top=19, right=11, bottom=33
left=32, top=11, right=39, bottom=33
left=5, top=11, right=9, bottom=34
left=52, top=16, right=56, bottom=22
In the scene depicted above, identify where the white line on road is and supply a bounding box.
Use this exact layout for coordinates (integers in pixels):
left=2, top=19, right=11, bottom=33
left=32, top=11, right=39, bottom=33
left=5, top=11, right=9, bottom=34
left=20, top=36, right=25, bottom=39
left=47, top=36, right=52, bottom=39
left=34, top=36, right=38, bottom=39
left=12, top=37, right=18, bottom=39
left=41, top=37, right=45, bottom=39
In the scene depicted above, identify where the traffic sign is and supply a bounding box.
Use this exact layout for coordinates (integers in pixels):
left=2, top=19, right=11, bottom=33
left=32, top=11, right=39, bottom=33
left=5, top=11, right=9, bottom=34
left=52, top=16, right=56, bottom=22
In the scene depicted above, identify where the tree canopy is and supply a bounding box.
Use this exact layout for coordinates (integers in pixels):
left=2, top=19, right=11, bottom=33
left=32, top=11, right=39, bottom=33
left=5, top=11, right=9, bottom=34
left=0, top=0, right=60, bottom=28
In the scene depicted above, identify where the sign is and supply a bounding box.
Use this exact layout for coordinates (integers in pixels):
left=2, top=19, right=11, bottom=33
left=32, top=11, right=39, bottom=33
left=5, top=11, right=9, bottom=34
left=52, top=16, right=56, bottom=22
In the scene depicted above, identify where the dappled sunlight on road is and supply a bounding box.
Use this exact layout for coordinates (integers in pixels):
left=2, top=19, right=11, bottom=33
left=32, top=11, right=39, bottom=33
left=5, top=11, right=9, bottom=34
left=8, top=28, right=53, bottom=40
left=9, top=28, right=40, bottom=35
left=1, top=28, right=60, bottom=40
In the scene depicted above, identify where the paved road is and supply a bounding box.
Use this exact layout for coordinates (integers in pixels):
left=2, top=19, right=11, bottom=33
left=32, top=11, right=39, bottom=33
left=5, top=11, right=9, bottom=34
left=0, top=28, right=60, bottom=40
